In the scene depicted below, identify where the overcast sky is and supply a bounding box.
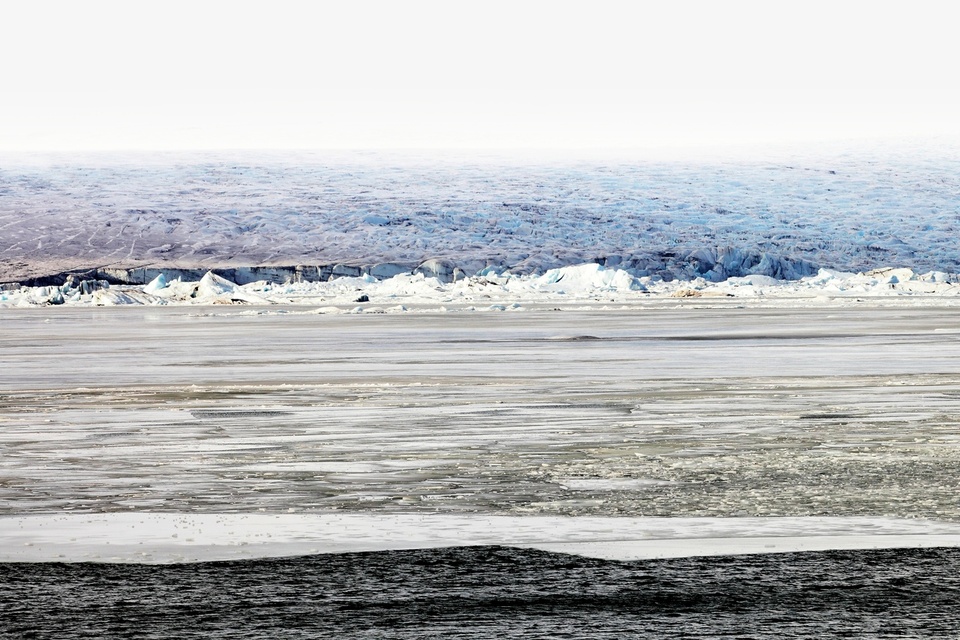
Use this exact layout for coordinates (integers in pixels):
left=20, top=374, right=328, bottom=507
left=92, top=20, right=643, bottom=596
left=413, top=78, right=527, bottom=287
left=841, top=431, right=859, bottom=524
left=2, top=1, right=958, bottom=151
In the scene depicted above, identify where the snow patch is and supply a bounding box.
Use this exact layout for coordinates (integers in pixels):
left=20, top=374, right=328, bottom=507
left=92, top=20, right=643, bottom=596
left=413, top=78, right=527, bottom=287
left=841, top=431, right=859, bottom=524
left=3, top=513, right=960, bottom=564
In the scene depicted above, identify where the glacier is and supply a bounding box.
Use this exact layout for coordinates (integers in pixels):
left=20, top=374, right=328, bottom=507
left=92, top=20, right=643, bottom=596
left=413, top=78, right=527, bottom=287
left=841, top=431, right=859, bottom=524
left=2, top=141, right=960, bottom=287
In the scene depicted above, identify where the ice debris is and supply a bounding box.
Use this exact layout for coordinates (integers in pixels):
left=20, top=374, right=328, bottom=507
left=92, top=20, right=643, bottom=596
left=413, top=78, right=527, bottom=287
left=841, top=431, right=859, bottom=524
left=3, top=263, right=960, bottom=309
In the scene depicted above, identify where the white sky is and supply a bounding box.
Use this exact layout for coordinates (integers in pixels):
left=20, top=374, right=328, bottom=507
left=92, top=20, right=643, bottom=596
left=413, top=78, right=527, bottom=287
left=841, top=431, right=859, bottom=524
left=2, top=1, right=958, bottom=151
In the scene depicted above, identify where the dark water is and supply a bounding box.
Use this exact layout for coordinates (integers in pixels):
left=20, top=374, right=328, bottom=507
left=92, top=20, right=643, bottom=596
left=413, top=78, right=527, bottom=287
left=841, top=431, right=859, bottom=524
left=2, top=547, right=959, bottom=639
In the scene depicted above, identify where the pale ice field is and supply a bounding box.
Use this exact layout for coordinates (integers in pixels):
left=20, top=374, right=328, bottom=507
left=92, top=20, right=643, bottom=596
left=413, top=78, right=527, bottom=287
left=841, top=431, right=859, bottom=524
left=4, top=304, right=960, bottom=563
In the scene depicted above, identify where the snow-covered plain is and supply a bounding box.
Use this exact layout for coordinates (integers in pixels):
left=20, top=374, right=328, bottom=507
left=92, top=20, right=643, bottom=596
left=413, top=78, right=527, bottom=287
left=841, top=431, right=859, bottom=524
left=4, top=306, right=960, bottom=562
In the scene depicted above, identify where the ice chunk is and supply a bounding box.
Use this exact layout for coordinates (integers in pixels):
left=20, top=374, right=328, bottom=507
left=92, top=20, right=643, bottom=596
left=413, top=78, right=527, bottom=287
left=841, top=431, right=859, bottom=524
left=414, top=258, right=460, bottom=283
left=362, top=214, right=390, bottom=226
left=536, top=263, right=645, bottom=292
left=196, top=271, right=238, bottom=297
left=93, top=290, right=147, bottom=305
left=143, top=273, right=168, bottom=293
left=866, top=267, right=915, bottom=284
left=726, top=274, right=781, bottom=287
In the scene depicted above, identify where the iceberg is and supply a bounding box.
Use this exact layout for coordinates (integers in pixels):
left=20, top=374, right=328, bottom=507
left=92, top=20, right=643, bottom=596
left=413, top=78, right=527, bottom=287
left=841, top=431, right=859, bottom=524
left=535, top=263, right=645, bottom=293
left=196, top=271, right=237, bottom=298
left=143, top=273, right=168, bottom=294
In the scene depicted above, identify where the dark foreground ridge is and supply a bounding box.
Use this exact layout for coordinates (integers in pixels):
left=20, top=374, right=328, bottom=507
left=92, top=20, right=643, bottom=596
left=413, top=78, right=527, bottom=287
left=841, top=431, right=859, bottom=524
left=2, top=545, right=959, bottom=638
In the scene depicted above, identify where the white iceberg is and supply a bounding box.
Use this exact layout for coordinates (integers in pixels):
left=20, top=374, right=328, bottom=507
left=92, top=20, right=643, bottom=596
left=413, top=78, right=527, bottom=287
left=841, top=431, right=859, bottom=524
left=143, top=273, right=168, bottom=293
left=534, top=263, right=645, bottom=293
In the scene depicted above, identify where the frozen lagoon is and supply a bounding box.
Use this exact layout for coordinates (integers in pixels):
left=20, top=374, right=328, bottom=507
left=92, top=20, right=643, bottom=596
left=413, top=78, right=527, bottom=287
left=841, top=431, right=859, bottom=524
left=4, top=303, right=960, bottom=562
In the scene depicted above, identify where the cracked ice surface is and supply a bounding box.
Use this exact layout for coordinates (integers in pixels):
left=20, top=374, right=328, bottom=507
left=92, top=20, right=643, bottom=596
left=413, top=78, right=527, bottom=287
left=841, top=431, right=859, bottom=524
left=3, top=143, right=960, bottom=283
left=4, top=306, right=960, bottom=561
